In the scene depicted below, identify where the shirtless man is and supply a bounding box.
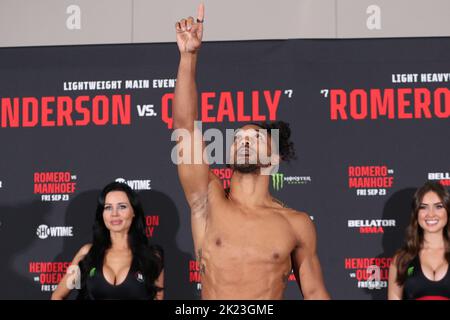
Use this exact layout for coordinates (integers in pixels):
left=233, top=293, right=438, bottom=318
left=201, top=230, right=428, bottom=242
left=173, top=4, right=330, bottom=299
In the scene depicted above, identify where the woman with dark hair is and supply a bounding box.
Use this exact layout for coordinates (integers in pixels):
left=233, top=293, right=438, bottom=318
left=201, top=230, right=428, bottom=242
left=51, top=182, right=164, bottom=300
left=388, top=181, right=450, bottom=300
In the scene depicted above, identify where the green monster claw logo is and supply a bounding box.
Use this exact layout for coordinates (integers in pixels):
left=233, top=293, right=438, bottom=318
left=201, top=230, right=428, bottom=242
left=272, top=173, right=284, bottom=191
left=89, top=267, right=96, bottom=277
left=407, top=266, right=414, bottom=277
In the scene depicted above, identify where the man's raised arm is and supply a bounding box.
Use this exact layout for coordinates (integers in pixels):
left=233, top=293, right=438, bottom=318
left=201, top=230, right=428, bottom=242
left=173, top=4, right=210, bottom=218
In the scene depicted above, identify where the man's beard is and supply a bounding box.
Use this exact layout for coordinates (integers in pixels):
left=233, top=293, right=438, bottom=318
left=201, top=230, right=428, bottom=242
left=228, top=163, right=260, bottom=174
left=229, top=147, right=272, bottom=174
left=227, top=161, right=271, bottom=174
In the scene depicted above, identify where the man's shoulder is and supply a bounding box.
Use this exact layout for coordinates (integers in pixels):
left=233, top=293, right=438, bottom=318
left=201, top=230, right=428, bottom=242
left=283, top=208, right=312, bottom=223
left=277, top=208, right=317, bottom=246
left=275, top=205, right=313, bottom=228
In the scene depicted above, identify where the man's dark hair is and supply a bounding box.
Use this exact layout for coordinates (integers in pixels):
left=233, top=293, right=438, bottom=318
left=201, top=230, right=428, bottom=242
left=251, top=120, right=296, bottom=162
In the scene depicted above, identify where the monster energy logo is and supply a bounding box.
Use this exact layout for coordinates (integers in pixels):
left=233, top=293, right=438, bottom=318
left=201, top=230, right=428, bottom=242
left=407, top=266, right=414, bottom=277
left=272, top=173, right=284, bottom=191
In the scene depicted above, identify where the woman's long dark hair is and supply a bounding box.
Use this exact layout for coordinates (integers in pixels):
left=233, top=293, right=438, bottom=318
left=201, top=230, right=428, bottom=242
left=395, top=181, right=450, bottom=285
left=78, top=182, right=163, bottom=299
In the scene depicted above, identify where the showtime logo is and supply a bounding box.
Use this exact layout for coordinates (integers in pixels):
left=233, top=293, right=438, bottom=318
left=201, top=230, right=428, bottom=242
left=36, top=224, right=74, bottom=239
left=345, top=257, right=392, bottom=289
left=348, top=165, right=394, bottom=196
left=29, top=261, right=71, bottom=292
left=115, top=178, right=151, bottom=190
left=34, top=171, right=77, bottom=202
left=271, top=172, right=312, bottom=191
left=428, top=172, right=450, bottom=186
left=348, top=219, right=396, bottom=234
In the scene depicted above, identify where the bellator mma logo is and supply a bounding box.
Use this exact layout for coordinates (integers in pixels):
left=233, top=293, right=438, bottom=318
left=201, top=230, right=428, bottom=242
left=33, top=171, right=77, bottom=202
left=348, top=219, right=396, bottom=234
left=428, top=172, right=450, bottom=186
left=29, top=261, right=71, bottom=292
left=348, top=165, right=394, bottom=196
left=345, top=257, right=392, bottom=289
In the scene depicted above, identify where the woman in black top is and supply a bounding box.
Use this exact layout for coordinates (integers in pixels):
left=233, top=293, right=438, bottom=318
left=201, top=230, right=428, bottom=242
left=388, top=181, right=450, bottom=300
left=52, top=182, right=164, bottom=300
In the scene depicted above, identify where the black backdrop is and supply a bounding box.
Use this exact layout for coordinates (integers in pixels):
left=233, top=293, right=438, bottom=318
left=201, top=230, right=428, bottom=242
left=0, top=37, right=449, bottom=299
